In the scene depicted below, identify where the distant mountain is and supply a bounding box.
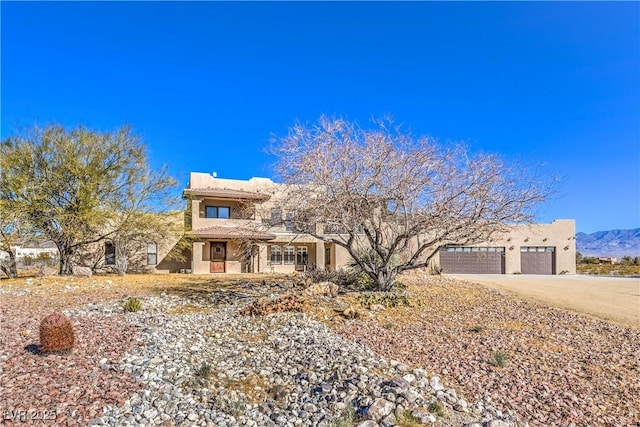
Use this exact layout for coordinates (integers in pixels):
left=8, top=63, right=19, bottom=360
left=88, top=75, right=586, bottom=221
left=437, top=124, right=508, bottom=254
left=576, top=228, right=640, bottom=257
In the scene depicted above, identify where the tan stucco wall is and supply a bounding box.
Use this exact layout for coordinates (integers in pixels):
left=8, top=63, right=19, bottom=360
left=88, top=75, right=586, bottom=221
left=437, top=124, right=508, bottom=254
left=75, top=211, right=188, bottom=274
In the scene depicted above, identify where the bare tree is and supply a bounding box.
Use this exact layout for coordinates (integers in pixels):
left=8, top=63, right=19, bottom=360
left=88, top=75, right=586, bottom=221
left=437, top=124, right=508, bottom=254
left=270, top=116, right=553, bottom=291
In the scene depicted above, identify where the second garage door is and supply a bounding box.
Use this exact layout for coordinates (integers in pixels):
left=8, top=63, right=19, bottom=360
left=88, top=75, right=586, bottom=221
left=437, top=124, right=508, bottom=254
left=521, top=246, right=556, bottom=274
left=440, top=247, right=505, bottom=274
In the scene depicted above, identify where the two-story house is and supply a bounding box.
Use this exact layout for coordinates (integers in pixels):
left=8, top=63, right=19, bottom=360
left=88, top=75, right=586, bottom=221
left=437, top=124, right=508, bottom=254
left=183, top=172, right=351, bottom=274
left=182, top=172, right=576, bottom=275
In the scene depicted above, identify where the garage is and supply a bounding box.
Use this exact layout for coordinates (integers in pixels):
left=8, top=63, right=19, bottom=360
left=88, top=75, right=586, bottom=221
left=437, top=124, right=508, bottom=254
left=439, top=247, right=505, bottom=274
left=520, top=246, right=556, bottom=274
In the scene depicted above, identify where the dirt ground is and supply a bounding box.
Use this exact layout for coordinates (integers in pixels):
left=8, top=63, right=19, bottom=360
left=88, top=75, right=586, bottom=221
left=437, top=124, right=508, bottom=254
left=449, top=274, right=640, bottom=329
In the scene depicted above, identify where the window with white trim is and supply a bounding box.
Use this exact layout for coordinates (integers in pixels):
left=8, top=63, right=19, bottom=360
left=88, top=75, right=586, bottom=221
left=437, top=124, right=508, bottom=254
left=270, top=245, right=282, bottom=264
left=283, top=246, right=295, bottom=264
left=147, top=242, right=157, bottom=265
left=296, top=247, right=308, bottom=265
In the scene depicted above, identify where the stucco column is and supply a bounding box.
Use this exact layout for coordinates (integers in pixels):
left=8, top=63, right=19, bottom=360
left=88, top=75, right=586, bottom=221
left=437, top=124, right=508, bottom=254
left=258, top=243, right=268, bottom=273
left=191, top=198, right=202, bottom=229
left=315, top=240, right=325, bottom=270
left=192, top=241, right=205, bottom=273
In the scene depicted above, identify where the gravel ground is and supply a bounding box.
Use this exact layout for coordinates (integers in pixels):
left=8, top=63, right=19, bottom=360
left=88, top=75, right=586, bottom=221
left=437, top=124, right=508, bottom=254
left=336, top=275, right=640, bottom=426
left=1, top=276, right=508, bottom=427
left=1, top=274, right=638, bottom=427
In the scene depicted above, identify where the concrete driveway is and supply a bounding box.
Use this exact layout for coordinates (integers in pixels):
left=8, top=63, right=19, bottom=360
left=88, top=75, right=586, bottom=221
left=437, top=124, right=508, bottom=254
left=449, top=274, right=640, bottom=329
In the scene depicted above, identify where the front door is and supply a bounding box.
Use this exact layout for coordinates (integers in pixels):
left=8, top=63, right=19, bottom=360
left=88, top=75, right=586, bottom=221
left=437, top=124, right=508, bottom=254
left=210, top=242, right=226, bottom=273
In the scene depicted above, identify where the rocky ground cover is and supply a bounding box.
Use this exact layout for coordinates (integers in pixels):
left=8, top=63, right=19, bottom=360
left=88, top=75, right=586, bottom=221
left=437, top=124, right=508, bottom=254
left=335, top=275, right=640, bottom=426
left=0, top=273, right=638, bottom=426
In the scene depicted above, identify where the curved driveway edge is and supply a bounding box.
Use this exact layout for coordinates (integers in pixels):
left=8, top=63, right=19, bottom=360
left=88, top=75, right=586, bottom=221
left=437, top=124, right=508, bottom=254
left=448, top=274, right=640, bottom=329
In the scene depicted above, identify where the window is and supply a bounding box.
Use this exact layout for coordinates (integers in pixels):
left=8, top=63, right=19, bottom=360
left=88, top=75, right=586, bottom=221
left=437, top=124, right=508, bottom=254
left=105, top=242, right=115, bottom=265
left=205, top=206, right=230, bottom=219
left=296, top=247, right=308, bottom=265
left=147, top=242, right=157, bottom=265
left=285, top=212, right=294, bottom=232
left=270, top=208, right=282, bottom=226
left=283, top=246, right=295, bottom=264
left=521, top=246, right=555, bottom=253
left=270, top=245, right=282, bottom=264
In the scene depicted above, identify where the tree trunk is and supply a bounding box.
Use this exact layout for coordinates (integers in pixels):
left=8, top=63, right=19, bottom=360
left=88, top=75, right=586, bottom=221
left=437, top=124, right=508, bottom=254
left=57, top=243, right=74, bottom=275
left=0, top=251, right=18, bottom=278
left=115, top=242, right=128, bottom=276
left=372, top=268, right=397, bottom=292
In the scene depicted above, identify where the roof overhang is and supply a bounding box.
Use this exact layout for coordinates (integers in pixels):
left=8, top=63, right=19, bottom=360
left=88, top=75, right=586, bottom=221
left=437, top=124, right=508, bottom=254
left=193, top=226, right=276, bottom=241
left=182, top=188, right=270, bottom=201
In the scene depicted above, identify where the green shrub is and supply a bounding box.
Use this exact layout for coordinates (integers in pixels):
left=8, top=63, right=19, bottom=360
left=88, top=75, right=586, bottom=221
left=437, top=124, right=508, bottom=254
left=427, top=401, right=445, bottom=417
left=195, top=362, right=212, bottom=379
left=193, top=362, right=212, bottom=386
left=396, top=410, right=423, bottom=427
left=357, top=292, right=412, bottom=309
left=123, top=297, right=142, bottom=313
left=490, top=350, right=509, bottom=367
left=330, top=405, right=360, bottom=427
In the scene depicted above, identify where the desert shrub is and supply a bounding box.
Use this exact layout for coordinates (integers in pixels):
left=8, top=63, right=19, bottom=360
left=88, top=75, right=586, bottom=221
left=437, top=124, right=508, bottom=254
left=330, top=405, right=360, bottom=427
left=396, top=410, right=423, bottom=427
left=123, top=297, right=142, bottom=313
left=303, top=268, right=366, bottom=289
left=192, top=362, right=212, bottom=387
left=357, top=292, right=413, bottom=309
left=39, top=312, right=75, bottom=353
left=427, top=401, right=445, bottom=417
left=195, top=362, right=212, bottom=379
left=490, top=350, right=509, bottom=367
left=238, top=293, right=306, bottom=316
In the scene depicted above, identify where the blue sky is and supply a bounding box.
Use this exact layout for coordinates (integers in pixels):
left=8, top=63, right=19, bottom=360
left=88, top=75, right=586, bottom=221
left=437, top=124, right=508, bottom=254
left=2, top=2, right=638, bottom=233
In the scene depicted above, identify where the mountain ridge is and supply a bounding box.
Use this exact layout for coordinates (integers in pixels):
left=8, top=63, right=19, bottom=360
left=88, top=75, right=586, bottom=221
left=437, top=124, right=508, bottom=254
left=576, top=228, right=640, bottom=257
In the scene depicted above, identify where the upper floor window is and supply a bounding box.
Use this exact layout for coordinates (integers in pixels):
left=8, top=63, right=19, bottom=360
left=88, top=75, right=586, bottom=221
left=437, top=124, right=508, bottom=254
left=206, top=206, right=230, bottom=219
left=285, top=212, right=295, bottom=232
left=270, top=208, right=282, bottom=226
left=147, top=242, right=157, bottom=265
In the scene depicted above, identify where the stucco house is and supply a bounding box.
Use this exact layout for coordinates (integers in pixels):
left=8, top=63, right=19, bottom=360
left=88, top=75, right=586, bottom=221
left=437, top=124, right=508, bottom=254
left=182, top=172, right=576, bottom=275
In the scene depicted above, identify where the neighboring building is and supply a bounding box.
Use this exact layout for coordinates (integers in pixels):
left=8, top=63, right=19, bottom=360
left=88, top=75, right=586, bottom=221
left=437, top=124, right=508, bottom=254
left=0, top=244, right=59, bottom=261
left=182, top=172, right=576, bottom=275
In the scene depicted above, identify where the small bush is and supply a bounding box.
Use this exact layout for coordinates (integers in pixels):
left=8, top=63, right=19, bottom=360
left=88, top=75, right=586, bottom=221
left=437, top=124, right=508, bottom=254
left=357, top=292, right=412, bottom=309
left=330, top=405, right=360, bottom=427
left=40, top=312, right=75, bottom=353
left=195, top=362, right=212, bottom=379
left=124, top=297, right=142, bottom=313
left=193, top=362, right=212, bottom=386
left=427, top=400, right=445, bottom=417
left=396, top=410, right=423, bottom=427
left=303, top=268, right=372, bottom=290
left=490, top=350, right=509, bottom=367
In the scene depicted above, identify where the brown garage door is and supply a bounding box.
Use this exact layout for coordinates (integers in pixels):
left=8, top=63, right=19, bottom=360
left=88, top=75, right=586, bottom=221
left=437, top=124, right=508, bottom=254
left=520, top=247, right=555, bottom=274
left=440, top=247, right=505, bottom=274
